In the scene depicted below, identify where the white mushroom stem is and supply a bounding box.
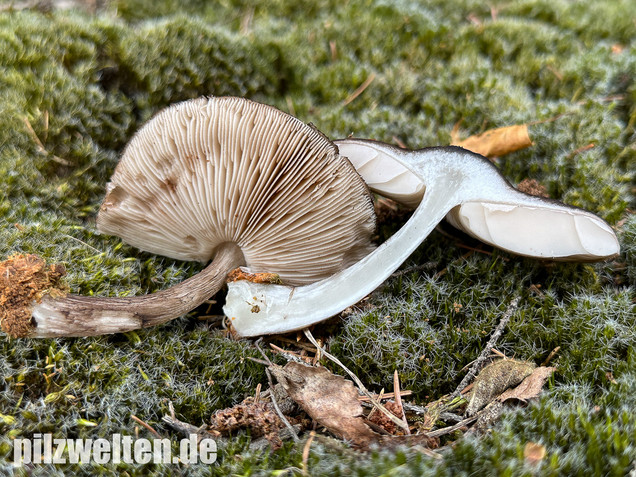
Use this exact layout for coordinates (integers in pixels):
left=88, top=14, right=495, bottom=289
left=224, top=141, right=620, bottom=337
left=26, top=243, right=244, bottom=338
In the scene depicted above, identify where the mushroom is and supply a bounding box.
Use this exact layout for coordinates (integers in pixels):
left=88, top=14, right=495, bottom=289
left=335, top=138, right=620, bottom=261
left=224, top=139, right=619, bottom=336
left=1, top=97, right=376, bottom=338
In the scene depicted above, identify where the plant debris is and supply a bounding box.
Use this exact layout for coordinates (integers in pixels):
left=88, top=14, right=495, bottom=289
left=0, top=253, right=67, bottom=338
left=451, top=124, right=533, bottom=158
left=207, top=396, right=291, bottom=450
left=517, top=178, right=550, bottom=198
left=465, top=359, right=536, bottom=416
left=226, top=268, right=283, bottom=284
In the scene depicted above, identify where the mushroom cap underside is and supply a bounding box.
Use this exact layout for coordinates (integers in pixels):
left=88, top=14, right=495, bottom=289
left=97, top=97, right=376, bottom=285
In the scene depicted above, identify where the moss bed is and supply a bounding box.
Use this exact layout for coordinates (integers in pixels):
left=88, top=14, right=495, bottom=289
left=0, top=0, right=634, bottom=475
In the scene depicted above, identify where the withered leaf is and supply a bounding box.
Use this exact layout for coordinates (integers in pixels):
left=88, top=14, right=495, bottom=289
left=451, top=124, right=532, bottom=158
left=466, top=359, right=535, bottom=416
left=499, top=366, right=556, bottom=403
left=270, top=361, right=378, bottom=448
left=270, top=362, right=435, bottom=450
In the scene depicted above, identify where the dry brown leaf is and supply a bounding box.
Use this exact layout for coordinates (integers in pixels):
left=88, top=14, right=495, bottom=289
left=270, top=362, right=378, bottom=448
left=499, top=366, right=556, bottom=403
left=524, top=441, right=547, bottom=466
left=270, top=362, right=435, bottom=450
left=451, top=124, right=532, bottom=158
left=465, top=359, right=536, bottom=416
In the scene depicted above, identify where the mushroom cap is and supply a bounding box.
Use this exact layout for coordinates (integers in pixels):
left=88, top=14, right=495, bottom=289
left=97, top=97, right=376, bottom=285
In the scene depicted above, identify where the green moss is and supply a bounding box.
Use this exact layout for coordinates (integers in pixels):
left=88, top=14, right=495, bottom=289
left=0, top=1, right=634, bottom=474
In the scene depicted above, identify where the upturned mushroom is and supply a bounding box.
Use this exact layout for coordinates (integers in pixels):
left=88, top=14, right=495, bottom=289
left=0, top=97, right=376, bottom=338
left=224, top=139, right=619, bottom=336
left=336, top=138, right=620, bottom=261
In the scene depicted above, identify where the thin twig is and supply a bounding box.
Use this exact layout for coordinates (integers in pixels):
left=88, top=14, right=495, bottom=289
left=425, top=415, right=478, bottom=438
left=131, top=415, right=162, bottom=439
left=358, top=390, right=412, bottom=401
left=266, top=368, right=299, bottom=443
left=161, top=415, right=202, bottom=438
left=22, top=116, right=72, bottom=166
left=451, top=296, right=521, bottom=398
left=393, top=370, right=410, bottom=435
left=541, top=346, right=561, bottom=366
left=301, top=431, right=316, bottom=477
left=343, top=73, right=376, bottom=106
left=303, top=329, right=410, bottom=434
left=254, top=338, right=272, bottom=365
left=61, top=234, right=102, bottom=254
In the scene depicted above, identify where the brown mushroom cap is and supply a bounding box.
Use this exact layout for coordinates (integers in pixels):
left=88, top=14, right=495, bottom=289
left=96, top=96, right=376, bottom=285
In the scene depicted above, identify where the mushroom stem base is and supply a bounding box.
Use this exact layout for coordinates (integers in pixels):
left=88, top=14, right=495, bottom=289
left=22, top=243, right=244, bottom=338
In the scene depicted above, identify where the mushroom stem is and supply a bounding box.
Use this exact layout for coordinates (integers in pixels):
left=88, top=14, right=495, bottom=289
left=11, top=243, right=244, bottom=338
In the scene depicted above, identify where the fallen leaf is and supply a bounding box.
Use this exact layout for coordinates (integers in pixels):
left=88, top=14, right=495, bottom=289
left=498, top=366, right=556, bottom=403
left=466, top=359, right=535, bottom=416
left=270, top=362, right=378, bottom=448
left=524, top=441, right=547, bottom=466
left=451, top=124, right=532, bottom=158
left=270, top=362, right=435, bottom=449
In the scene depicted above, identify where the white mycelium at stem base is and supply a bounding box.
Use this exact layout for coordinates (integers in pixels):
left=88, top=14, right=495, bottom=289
left=224, top=140, right=619, bottom=337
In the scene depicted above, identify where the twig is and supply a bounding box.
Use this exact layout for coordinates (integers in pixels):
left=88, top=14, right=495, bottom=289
left=266, top=368, right=299, bottom=443
left=303, top=329, right=410, bottom=434
left=131, top=414, right=162, bottom=439
left=301, top=431, right=316, bottom=477
left=22, top=116, right=72, bottom=166
left=358, top=390, right=412, bottom=401
left=269, top=343, right=312, bottom=363
left=254, top=338, right=272, bottom=365
left=343, top=73, right=376, bottom=106
left=61, top=234, right=102, bottom=254
left=450, top=296, right=521, bottom=398
left=393, top=370, right=410, bottom=435
left=425, top=415, right=478, bottom=438
left=254, top=383, right=262, bottom=403
left=161, top=415, right=202, bottom=437
left=541, top=346, right=561, bottom=366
